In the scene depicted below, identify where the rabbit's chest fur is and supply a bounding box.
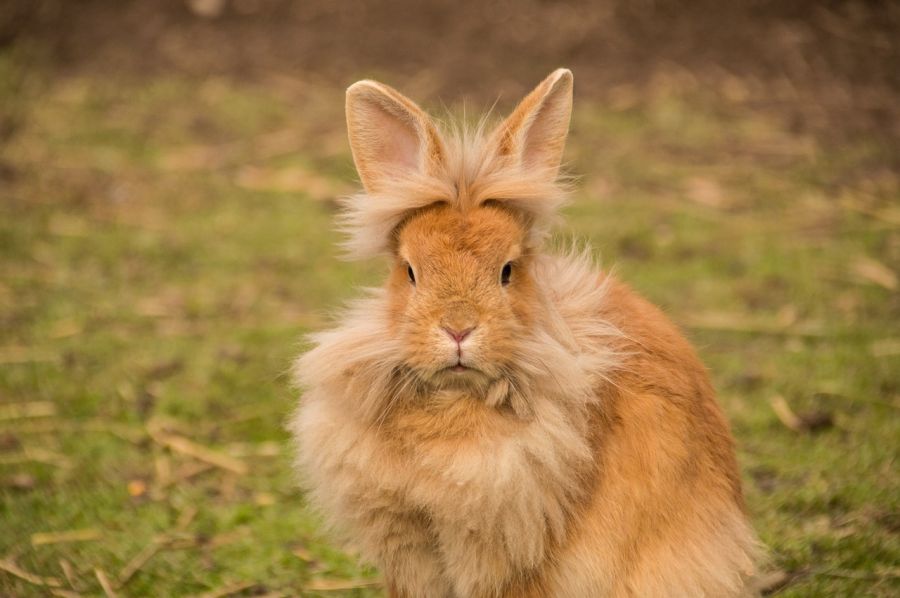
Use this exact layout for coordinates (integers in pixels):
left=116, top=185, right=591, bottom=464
left=294, top=384, right=596, bottom=596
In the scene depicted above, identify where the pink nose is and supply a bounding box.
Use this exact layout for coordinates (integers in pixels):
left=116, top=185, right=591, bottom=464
left=443, top=326, right=474, bottom=344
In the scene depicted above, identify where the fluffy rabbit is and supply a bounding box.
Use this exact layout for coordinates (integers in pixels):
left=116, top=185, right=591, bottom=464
left=290, top=69, right=760, bottom=597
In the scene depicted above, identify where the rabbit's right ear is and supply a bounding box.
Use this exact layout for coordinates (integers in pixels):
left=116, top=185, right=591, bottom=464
left=490, top=68, right=573, bottom=181
left=345, top=80, right=446, bottom=195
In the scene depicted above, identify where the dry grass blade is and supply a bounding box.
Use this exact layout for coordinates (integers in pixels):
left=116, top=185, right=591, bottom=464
left=175, top=505, right=199, bottom=531
left=304, top=577, right=383, bottom=591
left=0, top=559, right=63, bottom=587
left=769, top=395, right=834, bottom=433
left=0, top=347, right=58, bottom=364
left=870, top=339, right=900, bottom=357
left=59, top=558, right=78, bottom=590
left=154, top=454, right=172, bottom=487
left=117, top=504, right=200, bottom=588
left=0, top=401, right=57, bottom=421
left=94, top=568, right=117, bottom=598
left=770, top=395, right=804, bottom=432
left=148, top=428, right=248, bottom=475
left=31, top=529, right=101, bottom=546
left=851, top=257, right=898, bottom=290
left=225, top=440, right=281, bottom=458
left=50, top=590, right=82, bottom=598
left=117, top=538, right=166, bottom=588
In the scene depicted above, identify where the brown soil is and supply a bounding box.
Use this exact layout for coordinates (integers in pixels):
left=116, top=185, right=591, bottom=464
left=4, top=0, right=900, bottom=147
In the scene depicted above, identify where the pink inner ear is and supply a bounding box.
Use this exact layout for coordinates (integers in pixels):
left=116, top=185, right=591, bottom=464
left=520, top=93, right=570, bottom=171
left=347, top=82, right=434, bottom=194
left=378, top=112, right=421, bottom=173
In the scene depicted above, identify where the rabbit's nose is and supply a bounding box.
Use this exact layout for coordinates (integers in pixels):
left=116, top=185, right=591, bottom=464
left=443, top=326, right=474, bottom=344
left=442, top=303, right=477, bottom=341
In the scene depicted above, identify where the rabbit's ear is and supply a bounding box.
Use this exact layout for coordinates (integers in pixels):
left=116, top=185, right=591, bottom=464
left=491, top=68, right=573, bottom=179
left=345, top=80, right=445, bottom=194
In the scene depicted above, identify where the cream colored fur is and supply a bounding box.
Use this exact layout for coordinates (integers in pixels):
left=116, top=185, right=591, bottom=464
left=290, top=69, right=761, bottom=597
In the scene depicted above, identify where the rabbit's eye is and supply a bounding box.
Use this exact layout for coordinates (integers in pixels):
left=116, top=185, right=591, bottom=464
left=501, top=262, right=513, bottom=286
left=407, top=264, right=416, bottom=285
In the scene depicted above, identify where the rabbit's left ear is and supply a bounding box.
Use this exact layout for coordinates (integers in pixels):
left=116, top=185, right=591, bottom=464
left=491, top=68, right=573, bottom=180
left=345, top=80, right=446, bottom=195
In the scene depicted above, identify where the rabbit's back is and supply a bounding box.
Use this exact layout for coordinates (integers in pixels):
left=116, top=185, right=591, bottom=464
left=544, top=266, right=760, bottom=596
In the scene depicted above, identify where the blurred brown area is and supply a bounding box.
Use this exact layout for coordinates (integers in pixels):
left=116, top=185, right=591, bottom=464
left=2, top=0, right=899, bottom=149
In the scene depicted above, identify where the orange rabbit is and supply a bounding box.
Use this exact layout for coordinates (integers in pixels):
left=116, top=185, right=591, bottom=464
left=290, top=69, right=761, bottom=597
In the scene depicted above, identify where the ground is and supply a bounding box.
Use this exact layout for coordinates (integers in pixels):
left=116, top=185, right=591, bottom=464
left=1, top=2, right=899, bottom=596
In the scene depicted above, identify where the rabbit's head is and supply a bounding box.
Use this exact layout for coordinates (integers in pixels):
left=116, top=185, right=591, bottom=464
left=388, top=200, right=537, bottom=393
left=340, top=69, right=575, bottom=408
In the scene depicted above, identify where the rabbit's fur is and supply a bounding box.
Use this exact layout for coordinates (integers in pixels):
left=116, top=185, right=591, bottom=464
left=290, top=69, right=761, bottom=597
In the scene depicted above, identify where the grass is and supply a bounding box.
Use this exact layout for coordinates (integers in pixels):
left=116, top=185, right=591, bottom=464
left=1, top=51, right=898, bottom=596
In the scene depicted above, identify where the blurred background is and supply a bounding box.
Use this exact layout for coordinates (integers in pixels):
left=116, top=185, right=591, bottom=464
left=1, top=1, right=898, bottom=596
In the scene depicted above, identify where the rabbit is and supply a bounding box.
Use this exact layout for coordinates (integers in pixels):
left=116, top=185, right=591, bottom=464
left=290, top=68, right=761, bottom=597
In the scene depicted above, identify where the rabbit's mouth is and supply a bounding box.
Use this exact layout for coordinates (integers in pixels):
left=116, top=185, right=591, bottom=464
left=436, top=359, right=487, bottom=382
left=446, top=360, right=476, bottom=374
left=447, top=356, right=484, bottom=374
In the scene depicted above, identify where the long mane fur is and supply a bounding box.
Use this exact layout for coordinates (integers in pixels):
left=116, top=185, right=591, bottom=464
left=294, top=119, right=623, bottom=425
left=336, top=119, right=570, bottom=259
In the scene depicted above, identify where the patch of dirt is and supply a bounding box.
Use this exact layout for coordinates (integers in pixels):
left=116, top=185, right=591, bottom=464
left=4, top=0, right=900, bottom=148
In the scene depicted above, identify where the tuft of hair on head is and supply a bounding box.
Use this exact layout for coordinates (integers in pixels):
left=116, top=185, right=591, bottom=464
left=338, top=69, right=576, bottom=259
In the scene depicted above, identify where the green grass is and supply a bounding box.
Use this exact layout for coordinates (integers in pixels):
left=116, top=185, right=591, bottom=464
left=1, top=53, right=898, bottom=596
